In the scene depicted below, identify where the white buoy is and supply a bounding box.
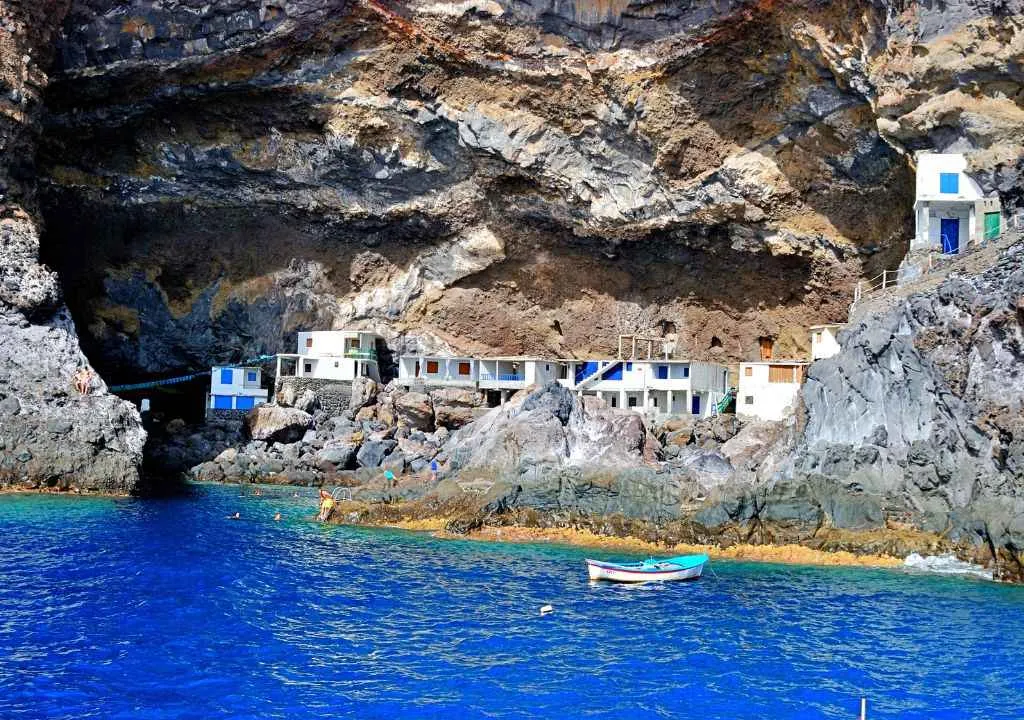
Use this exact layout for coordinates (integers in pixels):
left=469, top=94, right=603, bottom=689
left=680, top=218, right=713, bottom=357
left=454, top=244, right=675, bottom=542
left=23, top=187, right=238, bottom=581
left=539, top=604, right=554, bottom=616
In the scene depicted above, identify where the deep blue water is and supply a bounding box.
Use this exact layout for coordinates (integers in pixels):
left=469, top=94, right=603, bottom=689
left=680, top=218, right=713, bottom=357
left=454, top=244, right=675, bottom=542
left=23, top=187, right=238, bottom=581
left=1, top=485, right=1023, bottom=720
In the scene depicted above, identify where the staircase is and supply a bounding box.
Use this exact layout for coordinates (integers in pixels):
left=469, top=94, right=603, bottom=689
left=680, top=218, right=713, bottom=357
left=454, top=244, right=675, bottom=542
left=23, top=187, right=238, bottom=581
left=573, top=361, right=617, bottom=391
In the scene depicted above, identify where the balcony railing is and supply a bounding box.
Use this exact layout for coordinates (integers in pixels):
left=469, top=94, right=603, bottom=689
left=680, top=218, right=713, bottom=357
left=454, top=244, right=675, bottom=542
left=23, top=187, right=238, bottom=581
left=344, top=349, right=377, bottom=361
left=480, top=373, right=524, bottom=382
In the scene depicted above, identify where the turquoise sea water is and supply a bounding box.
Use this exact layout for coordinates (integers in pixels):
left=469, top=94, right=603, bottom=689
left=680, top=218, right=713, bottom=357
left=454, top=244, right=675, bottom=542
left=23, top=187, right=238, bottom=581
left=1, top=484, right=1022, bottom=720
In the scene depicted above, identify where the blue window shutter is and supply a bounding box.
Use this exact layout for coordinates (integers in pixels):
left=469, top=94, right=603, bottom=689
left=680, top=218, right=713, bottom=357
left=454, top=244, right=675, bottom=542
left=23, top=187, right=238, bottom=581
left=657, top=366, right=669, bottom=380
left=683, top=366, right=690, bottom=378
left=247, top=371, right=257, bottom=382
left=626, top=362, right=632, bottom=371
left=213, top=395, right=232, bottom=410
left=220, top=368, right=233, bottom=385
left=939, top=173, right=959, bottom=194
left=236, top=396, right=255, bottom=410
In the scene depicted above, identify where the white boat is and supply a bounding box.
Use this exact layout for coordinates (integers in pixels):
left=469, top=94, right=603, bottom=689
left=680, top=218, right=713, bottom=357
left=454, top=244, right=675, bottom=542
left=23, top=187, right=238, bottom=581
left=585, top=554, right=708, bottom=583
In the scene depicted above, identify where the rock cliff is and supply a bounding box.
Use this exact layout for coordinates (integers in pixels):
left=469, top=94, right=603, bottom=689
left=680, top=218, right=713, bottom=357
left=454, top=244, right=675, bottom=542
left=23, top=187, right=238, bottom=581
left=3, top=1, right=1024, bottom=507
left=35, top=0, right=997, bottom=380
left=0, top=0, right=144, bottom=493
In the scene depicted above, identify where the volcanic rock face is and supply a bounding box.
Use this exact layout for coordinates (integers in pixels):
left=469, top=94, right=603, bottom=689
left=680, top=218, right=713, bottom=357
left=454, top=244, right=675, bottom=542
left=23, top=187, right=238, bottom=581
left=787, top=240, right=1024, bottom=575
left=31, top=0, right=958, bottom=380
left=0, top=0, right=145, bottom=493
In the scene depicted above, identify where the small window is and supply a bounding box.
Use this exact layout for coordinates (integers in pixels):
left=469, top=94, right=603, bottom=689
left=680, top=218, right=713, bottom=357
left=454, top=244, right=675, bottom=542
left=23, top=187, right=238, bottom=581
left=304, top=362, right=312, bottom=374
left=305, top=337, right=313, bottom=348
left=334, top=361, right=339, bottom=368
left=744, top=367, right=753, bottom=377
left=628, top=396, right=637, bottom=408
left=545, top=364, right=550, bottom=371
left=246, top=370, right=257, bottom=383
left=626, top=362, right=633, bottom=371
left=426, top=360, right=439, bottom=374
left=939, top=173, right=959, bottom=194
left=220, top=368, right=233, bottom=385
left=657, top=365, right=669, bottom=380
left=652, top=397, right=659, bottom=407
left=744, top=396, right=754, bottom=405
left=610, top=396, right=617, bottom=408
left=682, top=366, right=689, bottom=378
left=558, top=365, right=568, bottom=379
left=458, top=362, right=471, bottom=376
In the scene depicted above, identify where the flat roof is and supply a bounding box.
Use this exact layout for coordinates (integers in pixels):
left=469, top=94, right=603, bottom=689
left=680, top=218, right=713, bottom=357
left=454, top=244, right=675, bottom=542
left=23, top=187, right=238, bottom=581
left=808, top=323, right=845, bottom=330
left=741, top=360, right=809, bottom=366
left=298, top=329, right=384, bottom=336
left=398, top=354, right=477, bottom=360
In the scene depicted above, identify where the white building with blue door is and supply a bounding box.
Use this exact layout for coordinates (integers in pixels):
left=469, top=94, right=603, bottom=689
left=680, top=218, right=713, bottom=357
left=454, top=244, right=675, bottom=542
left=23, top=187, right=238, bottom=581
left=395, top=352, right=730, bottom=418
left=913, top=153, right=1002, bottom=254
left=208, top=366, right=270, bottom=412
left=566, top=359, right=729, bottom=418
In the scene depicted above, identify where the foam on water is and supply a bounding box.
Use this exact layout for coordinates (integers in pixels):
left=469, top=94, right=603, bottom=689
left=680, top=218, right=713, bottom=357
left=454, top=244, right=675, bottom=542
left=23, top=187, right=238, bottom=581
left=903, top=552, right=994, bottom=580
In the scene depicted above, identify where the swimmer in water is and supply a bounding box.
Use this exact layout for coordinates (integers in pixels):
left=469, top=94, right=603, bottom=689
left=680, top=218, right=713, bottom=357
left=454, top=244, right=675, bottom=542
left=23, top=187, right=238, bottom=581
left=274, top=512, right=282, bottom=522
left=229, top=512, right=240, bottom=520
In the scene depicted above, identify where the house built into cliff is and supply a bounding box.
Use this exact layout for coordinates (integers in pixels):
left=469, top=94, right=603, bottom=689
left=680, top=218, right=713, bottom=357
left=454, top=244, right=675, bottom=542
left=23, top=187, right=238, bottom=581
left=275, top=330, right=383, bottom=383
left=397, top=355, right=479, bottom=387
left=207, top=366, right=269, bottom=413
left=913, top=153, right=1002, bottom=254
left=396, top=352, right=729, bottom=418
left=810, top=324, right=844, bottom=360
left=737, top=360, right=808, bottom=422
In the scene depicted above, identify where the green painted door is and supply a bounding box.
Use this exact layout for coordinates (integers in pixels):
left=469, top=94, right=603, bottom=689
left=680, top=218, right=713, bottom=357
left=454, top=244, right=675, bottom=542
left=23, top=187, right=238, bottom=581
left=984, top=212, right=1001, bottom=240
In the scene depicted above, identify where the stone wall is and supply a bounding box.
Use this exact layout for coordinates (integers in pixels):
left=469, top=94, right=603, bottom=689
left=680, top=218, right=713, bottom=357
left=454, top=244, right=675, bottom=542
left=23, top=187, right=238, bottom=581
left=275, top=377, right=352, bottom=418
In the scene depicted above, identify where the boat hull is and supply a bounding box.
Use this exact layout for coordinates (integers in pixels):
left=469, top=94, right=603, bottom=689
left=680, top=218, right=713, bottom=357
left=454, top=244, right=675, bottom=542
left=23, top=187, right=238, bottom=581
left=585, top=558, right=705, bottom=583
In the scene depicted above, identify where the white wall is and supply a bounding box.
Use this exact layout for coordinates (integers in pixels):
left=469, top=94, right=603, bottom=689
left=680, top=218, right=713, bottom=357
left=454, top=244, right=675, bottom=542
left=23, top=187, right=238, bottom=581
left=810, top=328, right=842, bottom=361
left=209, top=367, right=269, bottom=410
left=296, top=331, right=378, bottom=356
left=737, top=363, right=804, bottom=422
left=915, top=153, right=984, bottom=202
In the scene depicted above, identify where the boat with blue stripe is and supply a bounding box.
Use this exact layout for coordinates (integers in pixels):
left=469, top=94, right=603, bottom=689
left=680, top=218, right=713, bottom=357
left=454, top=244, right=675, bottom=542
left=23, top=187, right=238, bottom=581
left=585, top=554, right=708, bottom=583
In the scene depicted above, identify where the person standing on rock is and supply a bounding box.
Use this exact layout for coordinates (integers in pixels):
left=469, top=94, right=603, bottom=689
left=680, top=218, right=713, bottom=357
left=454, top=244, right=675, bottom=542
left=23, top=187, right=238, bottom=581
left=430, top=459, right=439, bottom=483
left=317, top=490, right=335, bottom=522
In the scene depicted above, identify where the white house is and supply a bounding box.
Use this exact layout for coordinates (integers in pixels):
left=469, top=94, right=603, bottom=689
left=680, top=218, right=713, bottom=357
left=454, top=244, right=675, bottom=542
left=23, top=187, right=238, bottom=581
left=477, top=357, right=565, bottom=404
left=397, top=355, right=479, bottom=387
left=913, top=153, right=1002, bottom=254
left=395, top=352, right=729, bottom=418
left=569, top=359, right=729, bottom=418
left=809, top=324, right=844, bottom=361
left=208, top=366, right=269, bottom=411
left=275, top=329, right=383, bottom=383
left=737, top=361, right=808, bottom=422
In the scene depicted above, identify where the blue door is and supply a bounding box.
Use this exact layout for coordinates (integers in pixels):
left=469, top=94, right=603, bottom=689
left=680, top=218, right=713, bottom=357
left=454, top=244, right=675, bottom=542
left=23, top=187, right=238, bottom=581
left=940, top=218, right=960, bottom=254
left=691, top=395, right=701, bottom=415
left=212, top=395, right=233, bottom=410
left=235, top=396, right=255, bottom=410
left=657, top=365, right=669, bottom=380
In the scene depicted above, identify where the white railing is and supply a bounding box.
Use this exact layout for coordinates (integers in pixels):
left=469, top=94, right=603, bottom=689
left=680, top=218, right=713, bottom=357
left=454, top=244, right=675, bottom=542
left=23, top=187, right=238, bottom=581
left=853, top=216, right=1022, bottom=306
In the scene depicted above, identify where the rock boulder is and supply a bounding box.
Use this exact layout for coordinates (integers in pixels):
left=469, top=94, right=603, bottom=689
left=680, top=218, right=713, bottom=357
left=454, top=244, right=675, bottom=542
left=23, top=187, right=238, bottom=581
left=246, top=405, right=313, bottom=444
